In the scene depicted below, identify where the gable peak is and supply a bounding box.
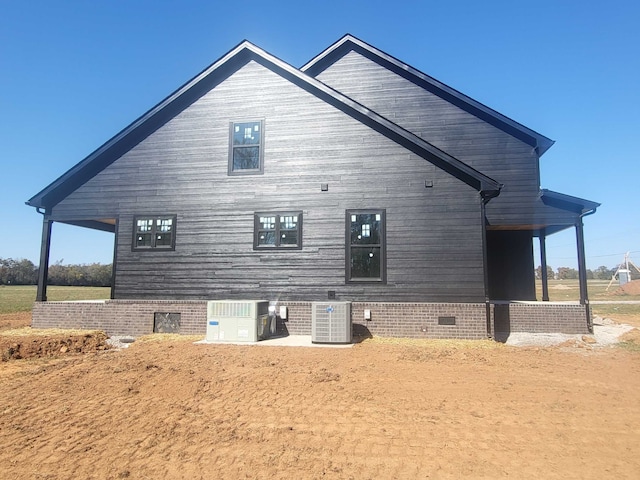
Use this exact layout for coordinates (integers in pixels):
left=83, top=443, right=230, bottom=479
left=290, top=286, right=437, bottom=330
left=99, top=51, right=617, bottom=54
left=302, top=34, right=554, bottom=156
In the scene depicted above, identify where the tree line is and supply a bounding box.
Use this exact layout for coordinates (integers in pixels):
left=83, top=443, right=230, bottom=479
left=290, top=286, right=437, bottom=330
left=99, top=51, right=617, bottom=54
left=0, top=257, right=620, bottom=287
left=0, top=258, right=112, bottom=287
left=535, top=265, right=617, bottom=281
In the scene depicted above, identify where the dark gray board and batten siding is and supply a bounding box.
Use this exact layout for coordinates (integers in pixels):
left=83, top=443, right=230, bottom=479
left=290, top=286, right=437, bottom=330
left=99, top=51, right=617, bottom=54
left=51, top=60, right=486, bottom=303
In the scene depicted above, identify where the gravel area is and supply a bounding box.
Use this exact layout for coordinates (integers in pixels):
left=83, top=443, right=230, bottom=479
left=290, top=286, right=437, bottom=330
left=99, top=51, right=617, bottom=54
left=106, top=336, right=136, bottom=349
left=503, top=317, right=634, bottom=347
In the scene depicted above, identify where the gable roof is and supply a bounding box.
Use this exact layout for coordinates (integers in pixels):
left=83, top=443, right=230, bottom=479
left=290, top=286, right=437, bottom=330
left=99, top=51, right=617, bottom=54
left=302, top=34, right=555, bottom=156
left=27, top=40, right=501, bottom=210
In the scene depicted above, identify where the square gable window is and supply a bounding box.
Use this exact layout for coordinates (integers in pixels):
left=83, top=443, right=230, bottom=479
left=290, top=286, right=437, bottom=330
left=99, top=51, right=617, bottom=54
left=229, top=120, right=264, bottom=175
left=133, top=215, right=177, bottom=251
left=254, top=212, right=302, bottom=250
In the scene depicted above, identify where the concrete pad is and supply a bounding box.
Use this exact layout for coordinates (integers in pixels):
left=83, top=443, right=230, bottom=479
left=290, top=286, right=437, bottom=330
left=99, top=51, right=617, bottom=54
left=195, top=334, right=354, bottom=348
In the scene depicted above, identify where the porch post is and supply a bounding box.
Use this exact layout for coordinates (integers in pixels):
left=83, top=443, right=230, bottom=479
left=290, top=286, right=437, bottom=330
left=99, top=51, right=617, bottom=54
left=575, top=217, right=592, bottom=331
left=480, top=197, right=492, bottom=338
left=36, top=214, right=53, bottom=302
left=110, top=219, right=118, bottom=300
left=539, top=230, right=550, bottom=301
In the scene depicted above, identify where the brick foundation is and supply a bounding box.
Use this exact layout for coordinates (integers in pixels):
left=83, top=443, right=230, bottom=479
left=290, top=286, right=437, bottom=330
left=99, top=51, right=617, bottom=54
left=276, top=302, right=312, bottom=335
left=349, top=302, right=488, bottom=339
left=31, top=299, right=591, bottom=339
left=32, top=300, right=207, bottom=337
left=492, top=301, right=591, bottom=335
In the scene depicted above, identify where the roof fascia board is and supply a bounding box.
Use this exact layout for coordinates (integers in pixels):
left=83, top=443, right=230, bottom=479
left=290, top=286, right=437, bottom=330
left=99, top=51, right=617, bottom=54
left=540, top=189, right=600, bottom=215
left=28, top=40, right=500, bottom=209
left=302, top=35, right=555, bottom=156
left=27, top=42, right=253, bottom=209
left=301, top=34, right=354, bottom=73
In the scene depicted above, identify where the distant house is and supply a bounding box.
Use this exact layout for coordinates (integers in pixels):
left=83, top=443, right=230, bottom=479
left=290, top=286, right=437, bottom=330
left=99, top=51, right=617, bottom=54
left=27, top=35, right=599, bottom=339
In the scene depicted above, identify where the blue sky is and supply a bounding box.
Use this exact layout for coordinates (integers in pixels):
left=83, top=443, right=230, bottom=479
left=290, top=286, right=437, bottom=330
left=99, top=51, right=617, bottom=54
left=1, top=0, right=638, bottom=270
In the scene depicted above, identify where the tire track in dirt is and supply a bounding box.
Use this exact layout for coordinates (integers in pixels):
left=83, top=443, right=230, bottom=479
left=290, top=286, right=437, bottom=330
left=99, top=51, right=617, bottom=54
left=1, top=340, right=639, bottom=479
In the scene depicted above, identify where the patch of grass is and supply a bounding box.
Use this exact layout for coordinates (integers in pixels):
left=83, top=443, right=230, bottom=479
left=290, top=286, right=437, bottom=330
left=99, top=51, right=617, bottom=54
left=591, top=305, right=640, bottom=329
left=616, top=329, right=640, bottom=352
left=617, top=341, right=640, bottom=352
left=592, top=304, right=640, bottom=318
left=0, top=286, right=110, bottom=314
left=135, top=333, right=203, bottom=343
left=365, top=336, right=503, bottom=350
left=535, top=279, right=640, bottom=302
left=0, top=326, right=105, bottom=337
left=615, top=328, right=640, bottom=352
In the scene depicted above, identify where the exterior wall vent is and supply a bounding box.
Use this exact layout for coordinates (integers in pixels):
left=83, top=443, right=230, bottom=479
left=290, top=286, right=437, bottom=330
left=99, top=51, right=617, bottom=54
left=206, top=300, right=270, bottom=342
left=154, top=312, right=181, bottom=333
left=311, top=301, right=352, bottom=344
left=438, top=316, right=456, bottom=326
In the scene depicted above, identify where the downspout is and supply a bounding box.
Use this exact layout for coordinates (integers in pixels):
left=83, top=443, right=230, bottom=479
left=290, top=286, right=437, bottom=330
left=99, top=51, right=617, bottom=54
left=480, top=186, right=501, bottom=339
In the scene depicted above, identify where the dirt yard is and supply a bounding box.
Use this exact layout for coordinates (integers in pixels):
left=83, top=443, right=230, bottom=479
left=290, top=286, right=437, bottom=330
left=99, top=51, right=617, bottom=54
left=0, top=321, right=639, bottom=479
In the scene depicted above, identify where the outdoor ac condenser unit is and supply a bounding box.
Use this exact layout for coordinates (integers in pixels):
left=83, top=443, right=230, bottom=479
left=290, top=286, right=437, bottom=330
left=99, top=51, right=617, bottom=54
left=311, top=301, right=352, bottom=344
left=206, top=300, right=270, bottom=342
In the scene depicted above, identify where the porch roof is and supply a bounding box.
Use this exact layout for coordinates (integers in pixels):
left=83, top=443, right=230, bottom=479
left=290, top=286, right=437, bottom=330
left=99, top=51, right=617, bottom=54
left=486, top=189, right=600, bottom=236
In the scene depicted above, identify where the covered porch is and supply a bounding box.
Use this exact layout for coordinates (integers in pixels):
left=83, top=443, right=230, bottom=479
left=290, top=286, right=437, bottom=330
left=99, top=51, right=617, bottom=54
left=33, top=212, right=117, bottom=302
left=485, top=189, right=600, bottom=332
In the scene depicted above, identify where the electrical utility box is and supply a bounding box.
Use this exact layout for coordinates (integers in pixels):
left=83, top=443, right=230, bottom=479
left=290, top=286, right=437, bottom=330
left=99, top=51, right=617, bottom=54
left=206, top=300, right=270, bottom=342
left=311, top=301, right=352, bottom=344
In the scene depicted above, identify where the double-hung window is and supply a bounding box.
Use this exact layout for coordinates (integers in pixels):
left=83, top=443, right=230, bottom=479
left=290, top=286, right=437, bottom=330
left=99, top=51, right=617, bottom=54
left=254, top=212, right=302, bottom=249
left=229, top=120, right=264, bottom=175
left=346, top=210, right=386, bottom=282
left=133, top=215, right=176, bottom=250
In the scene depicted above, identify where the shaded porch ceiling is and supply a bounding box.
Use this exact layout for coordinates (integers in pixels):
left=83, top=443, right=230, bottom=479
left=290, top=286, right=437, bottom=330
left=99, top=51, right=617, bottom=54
left=56, top=218, right=117, bottom=233
left=486, top=189, right=600, bottom=237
